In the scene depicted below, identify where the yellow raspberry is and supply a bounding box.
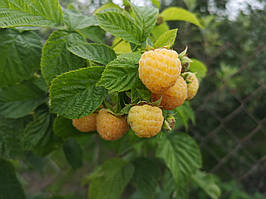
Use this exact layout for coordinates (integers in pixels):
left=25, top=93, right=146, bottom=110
left=96, top=109, right=129, bottom=141
left=72, top=113, right=97, bottom=132
left=128, top=105, right=164, bottom=138
left=139, top=48, right=181, bottom=94
left=183, top=72, right=199, bottom=100
left=152, top=76, right=187, bottom=110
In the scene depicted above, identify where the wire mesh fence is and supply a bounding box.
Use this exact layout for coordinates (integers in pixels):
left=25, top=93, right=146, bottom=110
left=190, top=45, right=266, bottom=196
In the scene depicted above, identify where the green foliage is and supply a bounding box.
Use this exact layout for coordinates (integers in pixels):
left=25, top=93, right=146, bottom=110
left=97, top=53, right=141, bottom=92
left=151, top=23, right=170, bottom=40
left=67, top=35, right=116, bottom=65
left=0, top=81, right=47, bottom=119
left=156, top=133, right=202, bottom=196
left=0, top=0, right=63, bottom=28
left=63, top=138, right=83, bottom=169
left=192, top=170, right=221, bottom=199
left=154, top=29, right=178, bottom=48
left=0, top=29, right=42, bottom=87
left=0, top=159, right=26, bottom=199
left=217, top=180, right=266, bottom=199
left=130, top=4, right=159, bottom=39
left=0, top=117, right=25, bottom=158
left=94, top=2, right=122, bottom=14
left=160, top=169, right=181, bottom=198
left=78, top=26, right=105, bottom=43
left=130, top=79, right=151, bottom=103
left=112, top=37, right=132, bottom=54
left=132, top=158, right=161, bottom=199
left=88, top=158, right=134, bottom=199
left=49, top=67, right=107, bottom=119
left=53, top=117, right=80, bottom=139
left=41, top=30, right=86, bottom=85
left=96, top=11, right=142, bottom=44
left=23, top=108, right=60, bottom=156
left=184, top=0, right=197, bottom=11
left=174, top=101, right=196, bottom=130
left=32, top=76, right=49, bottom=93
left=63, top=9, right=97, bottom=31
left=160, top=7, right=203, bottom=28
left=151, top=0, right=160, bottom=9
left=190, top=59, right=208, bottom=80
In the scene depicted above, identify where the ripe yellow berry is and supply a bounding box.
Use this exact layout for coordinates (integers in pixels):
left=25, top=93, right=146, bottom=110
left=183, top=72, right=199, bottom=100
left=96, top=109, right=129, bottom=141
left=139, top=48, right=181, bottom=94
left=152, top=76, right=187, bottom=110
left=128, top=105, right=164, bottom=138
left=72, top=113, right=97, bottom=132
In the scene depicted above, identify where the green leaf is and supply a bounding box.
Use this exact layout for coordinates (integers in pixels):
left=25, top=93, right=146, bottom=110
left=79, top=26, right=105, bottom=43
left=101, top=129, right=142, bottom=155
left=32, top=75, right=49, bottom=93
left=23, top=108, right=60, bottom=156
left=131, top=80, right=151, bottom=103
left=0, top=117, right=25, bottom=158
left=132, top=158, right=161, bottom=198
left=151, top=23, right=169, bottom=41
left=112, top=37, right=132, bottom=54
left=0, top=159, right=26, bottom=199
left=94, top=2, right=122, bottom=14
left=63, top=9, right=97, bottom=30
left=131, top=4, right=159, bottom=38
left=160, top=169, right=190, bottom=199
left=160, top=7, right=203, bottom=28
left=192, top=170, right=221, bottom=199
left=50, top=66, right=107, bottom=119
left=154, top=29, right=178, bottom=48
left=97, top=53, right=141, bottom=92
left=53, top=116, right=80, bottom=139
left=67, top=36, right=116, bottom=65
left=0, top=29, right=42, bottom=87
left=174, top=102, right=195, bottom=130
left=190, top=59, right=207, bottom=80
left=0, top=0, right=63, bottom=28
left=0, top=81, right=47, bottom=119
left=151, top=0, right=160, bottom=9
left=184, top=0, right=197, bottom=11
left=89, top=158, right=134, bottom=199
left=175, top=107, right=189, bottom=130
left=63, top=138, right=83, bottom=169
left=41, top=30, right=86, bottom=85
left=156, top=133, right=202, bottom=192
left=96, top=11, right=142, bottom=44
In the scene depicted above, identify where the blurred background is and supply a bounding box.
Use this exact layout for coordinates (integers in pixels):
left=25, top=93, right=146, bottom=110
left=22, top=0, right=265, bottom=198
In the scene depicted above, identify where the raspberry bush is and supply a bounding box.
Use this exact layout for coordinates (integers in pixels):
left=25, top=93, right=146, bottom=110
left=0, top=0, right=220, bottom=199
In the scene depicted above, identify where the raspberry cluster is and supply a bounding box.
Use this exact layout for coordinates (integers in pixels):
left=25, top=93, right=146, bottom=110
left=139, top=48, right=199, bottom=109
left=72, top=48, right=199, bottom=141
